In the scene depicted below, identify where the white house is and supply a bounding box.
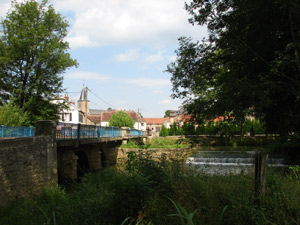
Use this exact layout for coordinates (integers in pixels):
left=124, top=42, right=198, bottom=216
left=52, top=95, right=88, bottom=124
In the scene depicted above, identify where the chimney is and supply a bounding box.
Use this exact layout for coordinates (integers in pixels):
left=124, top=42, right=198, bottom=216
left=64, top=93, right=69, bottom=101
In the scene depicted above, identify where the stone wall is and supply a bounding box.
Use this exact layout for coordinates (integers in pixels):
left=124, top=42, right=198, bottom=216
left=0, top=121, right=57, bottom=207
left=117, top=148, right=197, bottom=165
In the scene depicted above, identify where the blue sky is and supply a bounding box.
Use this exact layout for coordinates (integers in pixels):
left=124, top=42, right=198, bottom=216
left=0, top=0, right=207, bottom=117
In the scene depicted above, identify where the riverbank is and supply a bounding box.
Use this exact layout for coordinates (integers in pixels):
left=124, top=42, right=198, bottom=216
left=122, top=135, right=283, bottom=149
left=1, top=150, right=300, bottom=225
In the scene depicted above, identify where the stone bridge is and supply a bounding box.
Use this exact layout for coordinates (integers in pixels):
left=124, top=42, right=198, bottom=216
left=0, top=120, right=146, bottom=207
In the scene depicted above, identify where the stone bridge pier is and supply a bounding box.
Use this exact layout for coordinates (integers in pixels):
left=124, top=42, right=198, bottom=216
left=57, top=140, right=122, bottom=182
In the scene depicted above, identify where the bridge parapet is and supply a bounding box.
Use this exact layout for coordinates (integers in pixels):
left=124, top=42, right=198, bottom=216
left=0, top=125, right=35, bottom=138
left=56, top=122, right=143, bottom=140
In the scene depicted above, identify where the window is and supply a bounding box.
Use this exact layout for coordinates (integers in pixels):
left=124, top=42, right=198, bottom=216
left=79, top=113, right=83, bottom=123
left=61, top=113, right=73, bottom=122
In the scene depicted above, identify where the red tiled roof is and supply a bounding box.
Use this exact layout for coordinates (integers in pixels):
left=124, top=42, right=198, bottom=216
left=88, top=110, right=142, bottom=123
left=144, top=118, right=170, bottom=125
left=87, top=115, right=101, bottom=124
left=213, top=116, right=233, bottom=122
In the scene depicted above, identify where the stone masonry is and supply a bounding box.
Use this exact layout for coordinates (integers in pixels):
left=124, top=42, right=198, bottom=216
left=0, top=121, right=57, bottom=207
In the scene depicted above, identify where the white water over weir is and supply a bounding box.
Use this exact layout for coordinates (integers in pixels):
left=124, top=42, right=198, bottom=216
left=186, top=150, right=286, bottom=175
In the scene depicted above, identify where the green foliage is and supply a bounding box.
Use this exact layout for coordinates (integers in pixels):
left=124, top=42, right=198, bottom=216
left=0, top=100, right=30, bottom=126
left=148, top=137, right=189, bottom=148
left=121, top=137, right=189, bottom=149
left=23, top=96, right=61, bottom=126
left=109, top=111, right=135, bottom=128
left=159, top=124, right=169, bottom=137
left=0, top=187, right=71, bottom=225
left=164, top=110, right=171, bottom=118
left=0, top=0, right=78, bottom=123
left=168, top=197, right=198, bottom=225
left=289, top=165, right=300, bottom=180
left=167, top=0, right=300, bottom=137
left=169, top=122, right=182, bottom=136
left=167, top=119, right=265, bottom=137
left=181, top=122, right=196, bottom=135
left=1, top=155, right=300, bottom=225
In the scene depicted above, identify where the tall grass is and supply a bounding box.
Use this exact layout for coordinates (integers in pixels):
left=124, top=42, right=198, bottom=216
left=121, top=137, right=189, bottom=149
left=1, top=152, right=300, bottom=225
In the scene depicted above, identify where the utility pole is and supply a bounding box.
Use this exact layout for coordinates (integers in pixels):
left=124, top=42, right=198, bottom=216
left=137, top=108, right=142, bottom=130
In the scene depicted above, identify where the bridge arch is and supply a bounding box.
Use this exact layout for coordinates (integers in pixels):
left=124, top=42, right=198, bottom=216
left=76, top=151, right=90, bottom=179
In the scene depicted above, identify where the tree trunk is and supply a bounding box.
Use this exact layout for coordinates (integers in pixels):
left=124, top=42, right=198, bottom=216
left=255, top=151, right=268, bottom=204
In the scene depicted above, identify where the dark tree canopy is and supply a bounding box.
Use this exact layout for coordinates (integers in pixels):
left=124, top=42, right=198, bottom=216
left=167, top=0, right=300, bottom=136
left=0, top=0, right=78, bottom=125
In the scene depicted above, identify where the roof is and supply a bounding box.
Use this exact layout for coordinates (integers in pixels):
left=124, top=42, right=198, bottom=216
left=169, top=109, right=184, bottom=117
left=79, top=87, right=88, bottom=101
left=144, top=118, right=170, bottom=125
left=87, top=115, right=101, bottom=124
left=89, top=109, right=106, bottom=115
left=87, top=110, right=144, bottom=123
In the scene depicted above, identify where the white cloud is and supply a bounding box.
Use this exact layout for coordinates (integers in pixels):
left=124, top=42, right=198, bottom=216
left=159, top=99, right=171, bottom=105
left=153, top=90, right=161, bottom=94
left=0, top=1, right=10, bottom=19
left=115, top=49, right=141, bottom=62
left=127, top=77, right=170, bottom=88
left=144, top=50, right=165, bottom=63
left=52, top=0, right=207, bottom=48
left=65, top=71, right=110, bottom=80
left=168, top=55, right=177, bottom=62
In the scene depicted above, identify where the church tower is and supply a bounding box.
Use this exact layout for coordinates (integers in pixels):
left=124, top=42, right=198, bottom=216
left=77, top=86, right=90, bottom=123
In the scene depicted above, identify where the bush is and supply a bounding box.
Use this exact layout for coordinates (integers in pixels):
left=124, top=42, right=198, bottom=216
left=1, top=154, right=300, bottom=225
left=159, top=124, right=169, bottom=137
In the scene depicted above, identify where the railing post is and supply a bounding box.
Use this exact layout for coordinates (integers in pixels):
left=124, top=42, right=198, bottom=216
left=97, top=126, right=100, bottom=138
left=29, top=127, right=32, bottom=137
left=77, top=123, right=81, bottom=140
left=63, top=125, right=66, bottom=139
left=1, top=125, right=4, bottom=138
left=112, top=127, right=114, bottom=137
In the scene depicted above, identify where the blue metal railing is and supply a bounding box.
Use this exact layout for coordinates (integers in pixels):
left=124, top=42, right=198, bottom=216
left=130, top=129, right=143, bottom=137
left=56, top=123, right=124, bottom=140
left=0, top=125, right=35, bottom=138
left=0, top=123, right=142, bottom=140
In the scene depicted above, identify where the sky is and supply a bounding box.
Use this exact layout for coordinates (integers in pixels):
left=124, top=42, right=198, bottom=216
left=0, top=0, right=207, bottom=118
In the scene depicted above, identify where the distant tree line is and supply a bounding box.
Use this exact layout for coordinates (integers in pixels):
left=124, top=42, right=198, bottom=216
left=159, top=120, right=265, bottom=137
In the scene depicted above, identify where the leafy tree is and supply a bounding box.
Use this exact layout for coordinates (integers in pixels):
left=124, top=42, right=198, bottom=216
left=0, top=0, right=78, bottom=124
left=167, top=0, right=300, bottom=137
left=159, top=124, right=169, bottom=137
left=164, top=110, right=171, bottom=118
left=109, top=111, right=135, bottom=128
left=0, top=100, right=30, bottom=126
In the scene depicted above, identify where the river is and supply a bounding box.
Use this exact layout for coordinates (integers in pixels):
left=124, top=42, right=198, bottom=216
left=186, top=146, right=286, bottom=175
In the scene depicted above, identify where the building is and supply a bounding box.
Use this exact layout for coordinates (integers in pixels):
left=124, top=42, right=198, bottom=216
left=144, top=117, right=171, bottom=136
left=52, top=94, right=92, bottom=124
left=75, top=86, right=146, bottom=130
left=87, top=109, right=147, bottom=131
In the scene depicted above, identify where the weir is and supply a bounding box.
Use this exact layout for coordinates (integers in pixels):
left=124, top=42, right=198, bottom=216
left=187, top=149, right=286, bottom=175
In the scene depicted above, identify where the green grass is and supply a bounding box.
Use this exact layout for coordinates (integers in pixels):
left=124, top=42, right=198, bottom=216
left=1, top=152, right=300, bottom=225
left=121, top=137, right=189, bottom=149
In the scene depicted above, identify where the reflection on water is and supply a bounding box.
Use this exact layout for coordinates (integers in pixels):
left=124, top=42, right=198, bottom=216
left=186, top=147, right=285, bottom=175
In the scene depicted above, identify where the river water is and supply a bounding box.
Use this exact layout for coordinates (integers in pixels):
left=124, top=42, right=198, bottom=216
left=186, top=146, right=286, bottom=175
